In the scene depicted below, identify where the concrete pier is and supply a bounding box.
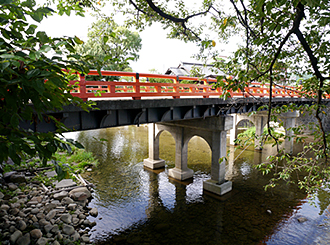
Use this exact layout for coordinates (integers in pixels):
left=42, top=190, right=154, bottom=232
left=144, top=115, right=233, bottom=196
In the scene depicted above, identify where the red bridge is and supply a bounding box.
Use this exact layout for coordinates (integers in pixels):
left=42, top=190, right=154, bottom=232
left=69, top=70, right=304, bottom=101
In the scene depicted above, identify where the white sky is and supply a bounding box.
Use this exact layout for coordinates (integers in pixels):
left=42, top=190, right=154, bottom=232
left=37, top=9, right=240, bottom=74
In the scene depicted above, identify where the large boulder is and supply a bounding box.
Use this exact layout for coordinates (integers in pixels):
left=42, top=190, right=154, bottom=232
left=68, top=187, right=91, bottom=201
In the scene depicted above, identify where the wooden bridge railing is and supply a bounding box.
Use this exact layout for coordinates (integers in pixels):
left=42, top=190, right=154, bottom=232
left=68, top=70, right=304, bottom=101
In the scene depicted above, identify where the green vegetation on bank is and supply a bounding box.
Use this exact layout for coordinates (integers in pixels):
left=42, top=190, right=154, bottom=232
left=235, top=126, right=284, bottom=146
left=2, top=144, right=98, bottom=188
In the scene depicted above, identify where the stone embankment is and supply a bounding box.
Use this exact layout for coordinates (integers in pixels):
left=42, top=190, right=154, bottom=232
left=0, top=169, right=98, bottom=245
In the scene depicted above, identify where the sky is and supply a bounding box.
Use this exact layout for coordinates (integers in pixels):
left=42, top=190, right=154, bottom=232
left=37, top=7, right=240, bottom=74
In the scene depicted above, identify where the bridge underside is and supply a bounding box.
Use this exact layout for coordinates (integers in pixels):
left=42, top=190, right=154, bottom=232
left=19, top=97, right=313, bottom=133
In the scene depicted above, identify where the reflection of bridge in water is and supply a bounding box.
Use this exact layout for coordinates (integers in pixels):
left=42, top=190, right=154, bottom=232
left=22, top=70, right=326, bottom=196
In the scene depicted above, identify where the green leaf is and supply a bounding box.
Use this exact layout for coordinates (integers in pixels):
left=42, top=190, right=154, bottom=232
left=27, top=69, right=40, bottom=79
left=39, top=45, right=51, bottom=53
left=0, top=61, right=10, bottom=72
left=104, top=55, right=112, bottom=62
left=103, top=35, right=109, bottom=44
left=26, top=24, right=37, bottom=35
left=36, top=31, right=49, bottom=43
left=29, top=51, right=36, bottom=60
left=0, top=0, right=13, bottom=5
left=256, top=0, right=265, bottom=12
left=74, top=36, right=84, bottom=45
left=0, top=54, right=15, bottom=59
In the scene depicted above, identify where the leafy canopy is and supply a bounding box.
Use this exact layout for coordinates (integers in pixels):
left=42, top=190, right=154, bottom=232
left=0, top=0, right=94, bottom=165
left=75, top=18, right=142, bottom=74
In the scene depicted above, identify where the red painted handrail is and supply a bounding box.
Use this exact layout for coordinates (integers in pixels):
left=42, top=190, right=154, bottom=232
left=68, top=70, right=314, bottom=101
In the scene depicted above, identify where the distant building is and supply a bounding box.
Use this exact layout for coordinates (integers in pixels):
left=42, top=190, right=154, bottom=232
left=165, top=61, right=226, bottom=78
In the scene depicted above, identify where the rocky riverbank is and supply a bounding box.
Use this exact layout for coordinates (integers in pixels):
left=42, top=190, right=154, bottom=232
left=0, top=169, right=98, bottom=245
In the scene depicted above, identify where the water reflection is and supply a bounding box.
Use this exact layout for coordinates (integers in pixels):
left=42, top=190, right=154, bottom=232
left=67, top=126, right=330, bottom=244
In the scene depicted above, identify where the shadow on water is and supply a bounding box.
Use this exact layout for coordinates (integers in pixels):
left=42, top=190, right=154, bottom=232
left=68, top=126, right=330, bottom=244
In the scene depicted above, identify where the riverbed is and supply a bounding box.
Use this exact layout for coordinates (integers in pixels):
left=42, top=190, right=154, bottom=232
left=65, top=125, right=330, bottom=244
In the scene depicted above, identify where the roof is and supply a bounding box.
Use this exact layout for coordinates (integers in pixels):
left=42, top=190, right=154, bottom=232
left=165, top=61, right=226, bottom=77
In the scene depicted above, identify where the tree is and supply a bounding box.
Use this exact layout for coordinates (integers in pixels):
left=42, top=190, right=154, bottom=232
left=0, top=0, right=94, bottom=166
left=102, top=0, right=330, bottom=195
left=75, top=18, right=142, bottom=75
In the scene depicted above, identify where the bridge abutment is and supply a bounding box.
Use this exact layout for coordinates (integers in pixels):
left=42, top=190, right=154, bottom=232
left=144, top=116, right=233, bottom=196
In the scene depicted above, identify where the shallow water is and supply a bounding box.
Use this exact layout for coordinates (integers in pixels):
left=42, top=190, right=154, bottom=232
left=66, top=126, right=330, bottom=244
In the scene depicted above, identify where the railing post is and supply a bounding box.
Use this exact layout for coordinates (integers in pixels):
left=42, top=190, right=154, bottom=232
left=203, top=78, right=209, bottom=98
left=173, top=75, right=180, bottom=99
left=79, top=74, right=88, bottom=101
left=133, top=73, right=141, bottom=100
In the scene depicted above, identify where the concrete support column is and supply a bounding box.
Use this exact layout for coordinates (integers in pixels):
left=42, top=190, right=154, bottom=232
left=168, top=128, right=194, bottom=180
left=143, top=123, right=165, bottom=169
left=280, top=111, right=300, bottom=154
left=254, top=116, right=265, bottom=150
left=229, top=114, right=238, bottom=145
left=203, top=116, right=233, bottom=196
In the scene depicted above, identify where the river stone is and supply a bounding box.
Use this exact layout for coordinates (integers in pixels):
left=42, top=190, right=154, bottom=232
left=3, top=171, right=17, bottom=181
left=10, top=207, right=19, bottom=215
left=46, top=210, right=57, bottom=221
left=17, top=220, right=27, bottom=231
left=27, top=200, right=39, bottom=206
left=10, top=202, right=20, bottom=209
left=55, top=206, right=66, bottom=213
left=298, top=217, right=308, bottom=223
left=61, top=197, right=74, bottom=205
left=71, top=231, right=80, bottom=241
left=89, top=207, right=98, bottom=217
left=31, top=207, right=39, bottom=214
left=53, top=191, right=68, bottom=200
left=44, top=224, right=53, bottom=233
left=36, top=237, right=49, bottom=245
left=62, top=224, right=75, bottom=235
left=81, top=234, right=90, bottom=243
left=16, top=233, right=30, bottom=245
left=10, top=174, right=26, bottom=183
left=39, top=218, right=50, bottom=227
left=8, top=183, right=18, bottom=191
left=60, top=213, right=72, bottom=224
left=1, top=204, right=10, bottom=211
left=55, top=231, right=63, bottom=240
left=10, top=230, right=22, bottom=244
left=72, top=217, right=80, bottom=225
left=0, top=192, right=4, bottom=199
left=31, top=215, right=38, bottom=222
left=9, top=225, right=16, bottom=233
left=44, top=203, right=57, bottom=212
left=51, top=225, right=59, bottom=234
left=78, top=213, right=86, bottom=219
left=52, top=241, right=60, bottom=245
left=18, top=211, right=25, bottom=218
left=68, top=187, right=91, bottom=201
left=30, top=229, right=43, bottom=239
left=45, top=170, right=57, bottom=178
left=67, top=203, right=77, bottom=210
left=36, top=212, right=45, bottom=220
left=31, top=196, right=43, bottom=203
left=55, top=179, right=76, bottom=189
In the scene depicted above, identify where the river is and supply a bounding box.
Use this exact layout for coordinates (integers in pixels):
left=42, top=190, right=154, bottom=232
left=65, top=125, right=330, bottom=244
